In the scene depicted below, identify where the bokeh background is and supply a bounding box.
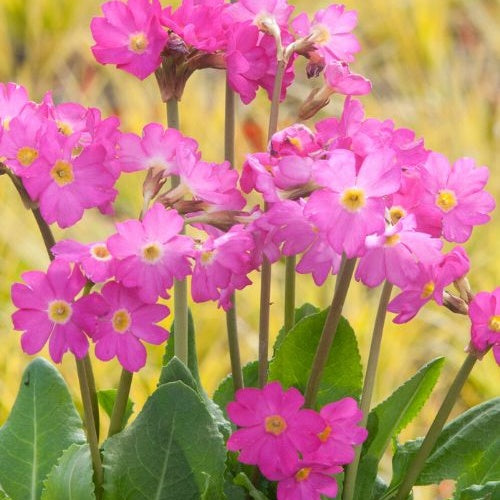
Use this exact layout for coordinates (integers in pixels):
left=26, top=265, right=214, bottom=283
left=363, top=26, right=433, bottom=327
left=0, top=0, right=498, bottom=498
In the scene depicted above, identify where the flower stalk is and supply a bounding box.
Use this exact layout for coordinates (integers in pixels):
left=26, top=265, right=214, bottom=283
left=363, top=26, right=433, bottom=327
left=108, top=369, right=134, bottom=437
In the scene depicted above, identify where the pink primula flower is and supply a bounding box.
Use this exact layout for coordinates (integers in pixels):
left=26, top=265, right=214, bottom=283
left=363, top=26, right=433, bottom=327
left=306, top=148, right=400, bottom=258
left=91, top=0, right=168, bottom=79
left=419, top=153, right=495, bottom=242
left=227, top=0, right=294, bottom=33
left=276, top=461, right=342, bottom=500
left=80, top=281, right=169, bottom=372
left=0, top=82, right=29, bottom=129
left=468, top=288, right=500, bottom=365
left=227, top=381, right=324, bottom=479
left=107, top=203, right=194, bottom=303
left=52, top=239, right=116, bottom=283
left=11, top=260, right=88, bottom=363
left=270, top=124, right=320, bottom=158
left=323, top=62, right=371, bottom=97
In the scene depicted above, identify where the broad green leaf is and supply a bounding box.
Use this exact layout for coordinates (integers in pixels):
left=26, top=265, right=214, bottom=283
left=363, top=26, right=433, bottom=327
left=160, top=356, right=231, bottom=438
left=268, top=309, right=363, bottom=407
left=213, top=361, right=258, bottom=420
left=97, top=390, right=134, bottom=428
left=418, top=398, right=500, bottom=485
left=103, top=381, right=227, bottom=500
left=163, top=309, right=201, bottom=385
left=273, top=303, right=320, bottom=355
left=41, top=444, right=95, bottom=500
left=455, top=481, right=500, bottom=500
left=0, top=358, right=85, bottom=500
left=356, top=357, right=444, bottom=500
left=233, top=473, right=270, bottom=500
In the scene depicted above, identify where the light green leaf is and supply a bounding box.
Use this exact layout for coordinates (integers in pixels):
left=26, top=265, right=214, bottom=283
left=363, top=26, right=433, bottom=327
left=455, top=481, right=500, bottom=500
left=356, top=357, right=444, bottom=500
left=97, top=390, right=134, bottom=428
left=41, top=444, right=95, bottom=500
left=0, top=358, right=85, bottom=500
left=268, top=309, right=363, bottom=407
left=103, top=381, right=226, bottom=500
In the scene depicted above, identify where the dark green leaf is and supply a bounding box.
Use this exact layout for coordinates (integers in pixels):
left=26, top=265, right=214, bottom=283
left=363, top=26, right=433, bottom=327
left=103, top=381, right=226, bottom=500
left=233, top=473, right=270, bottom=500
left=97, top=390, right=134, bottom=428
left=268, top=309, right=363, bottom=407
left=213, top=361, right=259, bottom=420
left=41, top=444, right=95, bottom=500
left=0, top=358, right=85, bottom=500
left=356, top=357, right=444, bottom=500
left=158, top=356, right=198, bottom=391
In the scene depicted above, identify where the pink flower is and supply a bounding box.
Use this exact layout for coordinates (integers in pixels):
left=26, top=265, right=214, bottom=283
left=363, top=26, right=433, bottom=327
left=91, top=0, right=168, bottom=79
left=418, top=153, right=495, bottom=242
left=107, top=203, right=193, bottom=303
left=227, top=0, right=294, bottom=33
left=227, top=381, right=324, bottom=479
left=80, top=281, right=169, bottom=371
left=355, top=215, right=443, bottom=288
left=270, top=124, right=320, bottom=158
left=306, top=148, right=400, bottom=258
left=52, top=239, right=116, bottom=283
left=276, top=462, right=341, bottom=500
left=240, top=152, right=281, bottom=201
left=388, top=246, right=470, bottom=324
left=323, top=62, right=371, bottom=96
left=469, top=288, right=500, bottom=365
left=11, top=260, right=88, bottom=363
left=0, top=82, right=29, bottom=129
left=292, top=5, right=360, bottom=64
left=306, top=397, right=368, bottom=466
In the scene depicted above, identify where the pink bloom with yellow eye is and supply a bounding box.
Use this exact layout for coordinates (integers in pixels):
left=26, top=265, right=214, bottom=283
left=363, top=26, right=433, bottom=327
left=91, top=0, right=167, bottom=80
left=227, top=381, right=324, bottom=479
left=11, top=260, right=88, bottom=363
left=469, top=288, right=500, bottom=365
left=0, top=82, right=29, bottom=129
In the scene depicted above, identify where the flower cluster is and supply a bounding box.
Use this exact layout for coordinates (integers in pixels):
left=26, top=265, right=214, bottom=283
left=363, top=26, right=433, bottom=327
left=227, top=382, right=367, bottom=500
left=90, top=0, right=370, bottom=104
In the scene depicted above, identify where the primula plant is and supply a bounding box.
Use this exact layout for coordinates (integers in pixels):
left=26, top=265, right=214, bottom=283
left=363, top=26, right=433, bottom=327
left=0, top=0, right=498, bottom=499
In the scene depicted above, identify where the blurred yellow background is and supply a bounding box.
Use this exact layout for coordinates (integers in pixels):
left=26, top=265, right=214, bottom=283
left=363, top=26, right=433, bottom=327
left=0, top=0, right=498, bottom=498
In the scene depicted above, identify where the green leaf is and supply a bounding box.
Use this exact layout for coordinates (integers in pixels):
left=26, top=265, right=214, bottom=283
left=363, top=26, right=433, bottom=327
left=41, top=444, right=95, bottom=500
left=356, top=357, right=444, bottom=500
left=233, top=473, right=270, bottom=500
left=213, top=361, right=259, bottom=420
left=418, top=398, right=500, bottom=485
left=268, top=308, right=363, bottom=407
left=455, top=481, right=500, bottom=500
left=272, top=303, right=320, bottom=355
left=163, top=309, right=201, bottom=385
left=103, top=381, right=227, bottom=500
left=97, top=390, right=134, bottom=428
left=0, top=358, right=85, bottom=500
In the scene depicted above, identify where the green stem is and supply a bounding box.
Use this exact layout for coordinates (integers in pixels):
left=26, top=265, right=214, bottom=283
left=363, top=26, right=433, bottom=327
left=224, top=69, right=244, bottom=391
left=83, top=354, right=100, bottom=440
left=342, top=281, right=393, bottom=500
left=108, top=369, right=133, bottom=438
left=284, top=255, right=296, bottom=332
left=393, top=353, right=477, bottom=500
left=76, top=358, right=104, bottom=499
left=304, top=258, right=357, bottom=408
left=166, top=97, right=189, bottom=366
left=258, top=59, right=286, bottom=388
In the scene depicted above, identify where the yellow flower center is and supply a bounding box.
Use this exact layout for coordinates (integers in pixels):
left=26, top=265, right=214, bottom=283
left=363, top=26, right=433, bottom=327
left=318, top=425, right=332, bottom=443
left=17, top=146, right=39, bottom=167
left=488, top=315, right=500, bottom=332
left=56, top=121, right=73, bottom=136
left=265, top=415, right=287, bottom=436
left=48, top=300, right=72, bottom=324
left=50, top=160, right=74, bottom=186
left=112, top=309, right=131, bottom=333
left=288, top=137, right=303, bottom=151
left=201, top=250, right=215, bottom=265
left=311, top=24, right=331, bottom=45
left=436, top=189, right=457, bottom=212
left=141, top=242, right=163, bottom=263
left=389, top=206, right=406, bottom=224
left=295, top=467, right=312, bottom=482
left=90, top=244, right=112, bottom=261
left=129, top=32, right=149, bottom=54
left=340, top=187, right=366, bottom=212
left=385, top=234, right=401, bottom=247
left=421, top=281, right=435, bottom=299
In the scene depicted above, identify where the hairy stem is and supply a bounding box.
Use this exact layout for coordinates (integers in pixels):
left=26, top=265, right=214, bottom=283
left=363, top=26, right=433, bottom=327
left=258, top=59, right=286, bottom=388
left=342, top=281, right=393, bottom=500
left=394, top=353, right=477, bottom=500
left=304, top=258, right=356, bottom=407
left=284, top=255, right=296, bottom=332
